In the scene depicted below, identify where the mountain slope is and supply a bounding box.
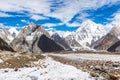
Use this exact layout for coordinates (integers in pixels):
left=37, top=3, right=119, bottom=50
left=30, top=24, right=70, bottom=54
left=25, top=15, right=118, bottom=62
left=51, top=33, right=71, bottom=50
left=92, top=26, right=120, bottom=50
left=107, top=40, right=120, bottom=52
left=37, top=35, right=64, bottom=52
left=0, top=27, right=14, bottom=44
left=11, top=23, right=64, bottom=53
left=65, top=34, right=82, bottom=50
left=0, top=38, right=14, bottom=52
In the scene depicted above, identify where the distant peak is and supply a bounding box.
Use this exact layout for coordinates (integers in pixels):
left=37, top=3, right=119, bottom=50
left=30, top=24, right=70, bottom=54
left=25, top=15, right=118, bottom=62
left=9, top=27, right=19, bottom=37
left=109, top=26, right=120, bottom=36
left=77, top=19, right=104, bottom=32
left=111, top=26, right=120, bottom=31
left=29, top=22, right=36, bottom=28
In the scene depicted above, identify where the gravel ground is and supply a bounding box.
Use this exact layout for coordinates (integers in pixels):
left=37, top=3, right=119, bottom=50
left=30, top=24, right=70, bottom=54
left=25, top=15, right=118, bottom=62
left=48, top=53, right=120, bottom=80
left=49, top=53, right=120, bottom=62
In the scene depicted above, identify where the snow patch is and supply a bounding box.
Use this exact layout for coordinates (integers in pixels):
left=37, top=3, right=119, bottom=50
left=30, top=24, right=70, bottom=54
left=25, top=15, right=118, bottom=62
left=8, top=27, right=19, bottom=37
left=0, top=57, right=93, bottom=80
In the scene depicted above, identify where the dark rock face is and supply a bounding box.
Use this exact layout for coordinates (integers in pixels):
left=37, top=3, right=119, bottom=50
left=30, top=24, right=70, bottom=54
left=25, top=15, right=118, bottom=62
left=0, top=38, right=14, bottom=52
left=51, top=33, right=71, bottom=50
left=107, top=40, right=120, bottom=52
left=37, top=35, right=64, bottom=52
left=11, top=23, right=64, bottom=53
left=92, top=33, right=119, bottom=50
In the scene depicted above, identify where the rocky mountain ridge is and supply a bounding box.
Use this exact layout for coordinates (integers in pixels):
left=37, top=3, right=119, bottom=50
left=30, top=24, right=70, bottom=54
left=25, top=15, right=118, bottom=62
left=91, top=26, right=120, bottom=51
left=0, top=22, right=120, bottom=52
left=10, top=23, right=64, bottom=53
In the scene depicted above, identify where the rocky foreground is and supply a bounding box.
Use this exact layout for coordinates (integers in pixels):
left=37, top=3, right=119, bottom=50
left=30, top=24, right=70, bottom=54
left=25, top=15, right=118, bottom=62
left=48, top=53, right=120, bottom=80
left=0, top=51, right=120, bottom=80
left=0, top=51, right=93, bottom=80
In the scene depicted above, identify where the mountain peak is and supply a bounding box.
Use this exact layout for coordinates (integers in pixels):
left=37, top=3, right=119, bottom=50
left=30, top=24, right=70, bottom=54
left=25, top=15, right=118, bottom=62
left=11, top=24, right=64, bottom=53
left=109, top=26, right=120, bottom=38
left=77, top=20, right=103, bottom=33
left=68, top=20, right=107, bottom=47
left=9, top=27, right=19, bottom=37
left=29, top=23, right=36, bottom=28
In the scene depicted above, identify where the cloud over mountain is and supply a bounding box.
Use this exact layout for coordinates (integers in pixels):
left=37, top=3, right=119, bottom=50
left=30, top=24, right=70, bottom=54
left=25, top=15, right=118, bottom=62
left=0, top=0, right=120, bottom=31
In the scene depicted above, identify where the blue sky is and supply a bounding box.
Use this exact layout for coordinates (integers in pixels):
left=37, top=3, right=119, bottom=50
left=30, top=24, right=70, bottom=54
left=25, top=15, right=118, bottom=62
left=0, top=0, right=120, bottom=31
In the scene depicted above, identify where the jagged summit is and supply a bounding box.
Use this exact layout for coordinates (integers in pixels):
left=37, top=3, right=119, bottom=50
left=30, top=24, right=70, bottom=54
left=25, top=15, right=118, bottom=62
left=77, top=19, right=97, bottom=32
left=64, top=20, right=107, bottom=50
left=76, top=20, right=106, bottom=45
left=11, top=23, right=64, bottom=53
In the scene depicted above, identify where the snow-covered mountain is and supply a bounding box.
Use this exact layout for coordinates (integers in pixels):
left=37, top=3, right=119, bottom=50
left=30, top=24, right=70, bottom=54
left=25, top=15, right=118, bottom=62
left=8, top=27, right=19, bottom=37
left=75, top=20, right=107, bottom=46
left=0, top=27, right=14, bottom=44
left=65, top=20, right=107, bottom=50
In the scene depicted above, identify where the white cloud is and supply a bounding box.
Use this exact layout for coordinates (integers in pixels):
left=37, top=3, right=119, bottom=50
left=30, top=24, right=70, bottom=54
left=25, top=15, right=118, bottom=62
left=21, top=19, right=27, bottom=23
left=48, top=0, right=120, bottom=23
left=31, top=15, right=47, bottom=21
left=0, top=0, right=119, bottom=23
left=0, top=0, right=51, bottom=13
left=45, top=27, right=55, bottom=32
left=21, top=19, right=30, bottom=24
left=76, top=12, right=89, bottom=21
left=0, top=12, right=12, bottom=17
left=66, top=22, right=80, bottom=27
left=42, top=23, right=64, bottom=27
left=43, top=22, right=80, bottom=28
left=0, top=23, right=21, bottom=30
left=104, top=11, right=120, bottom=30
left=0, top=23, right=4, bottom=27
left=42, top=23, right=57, bottom=27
